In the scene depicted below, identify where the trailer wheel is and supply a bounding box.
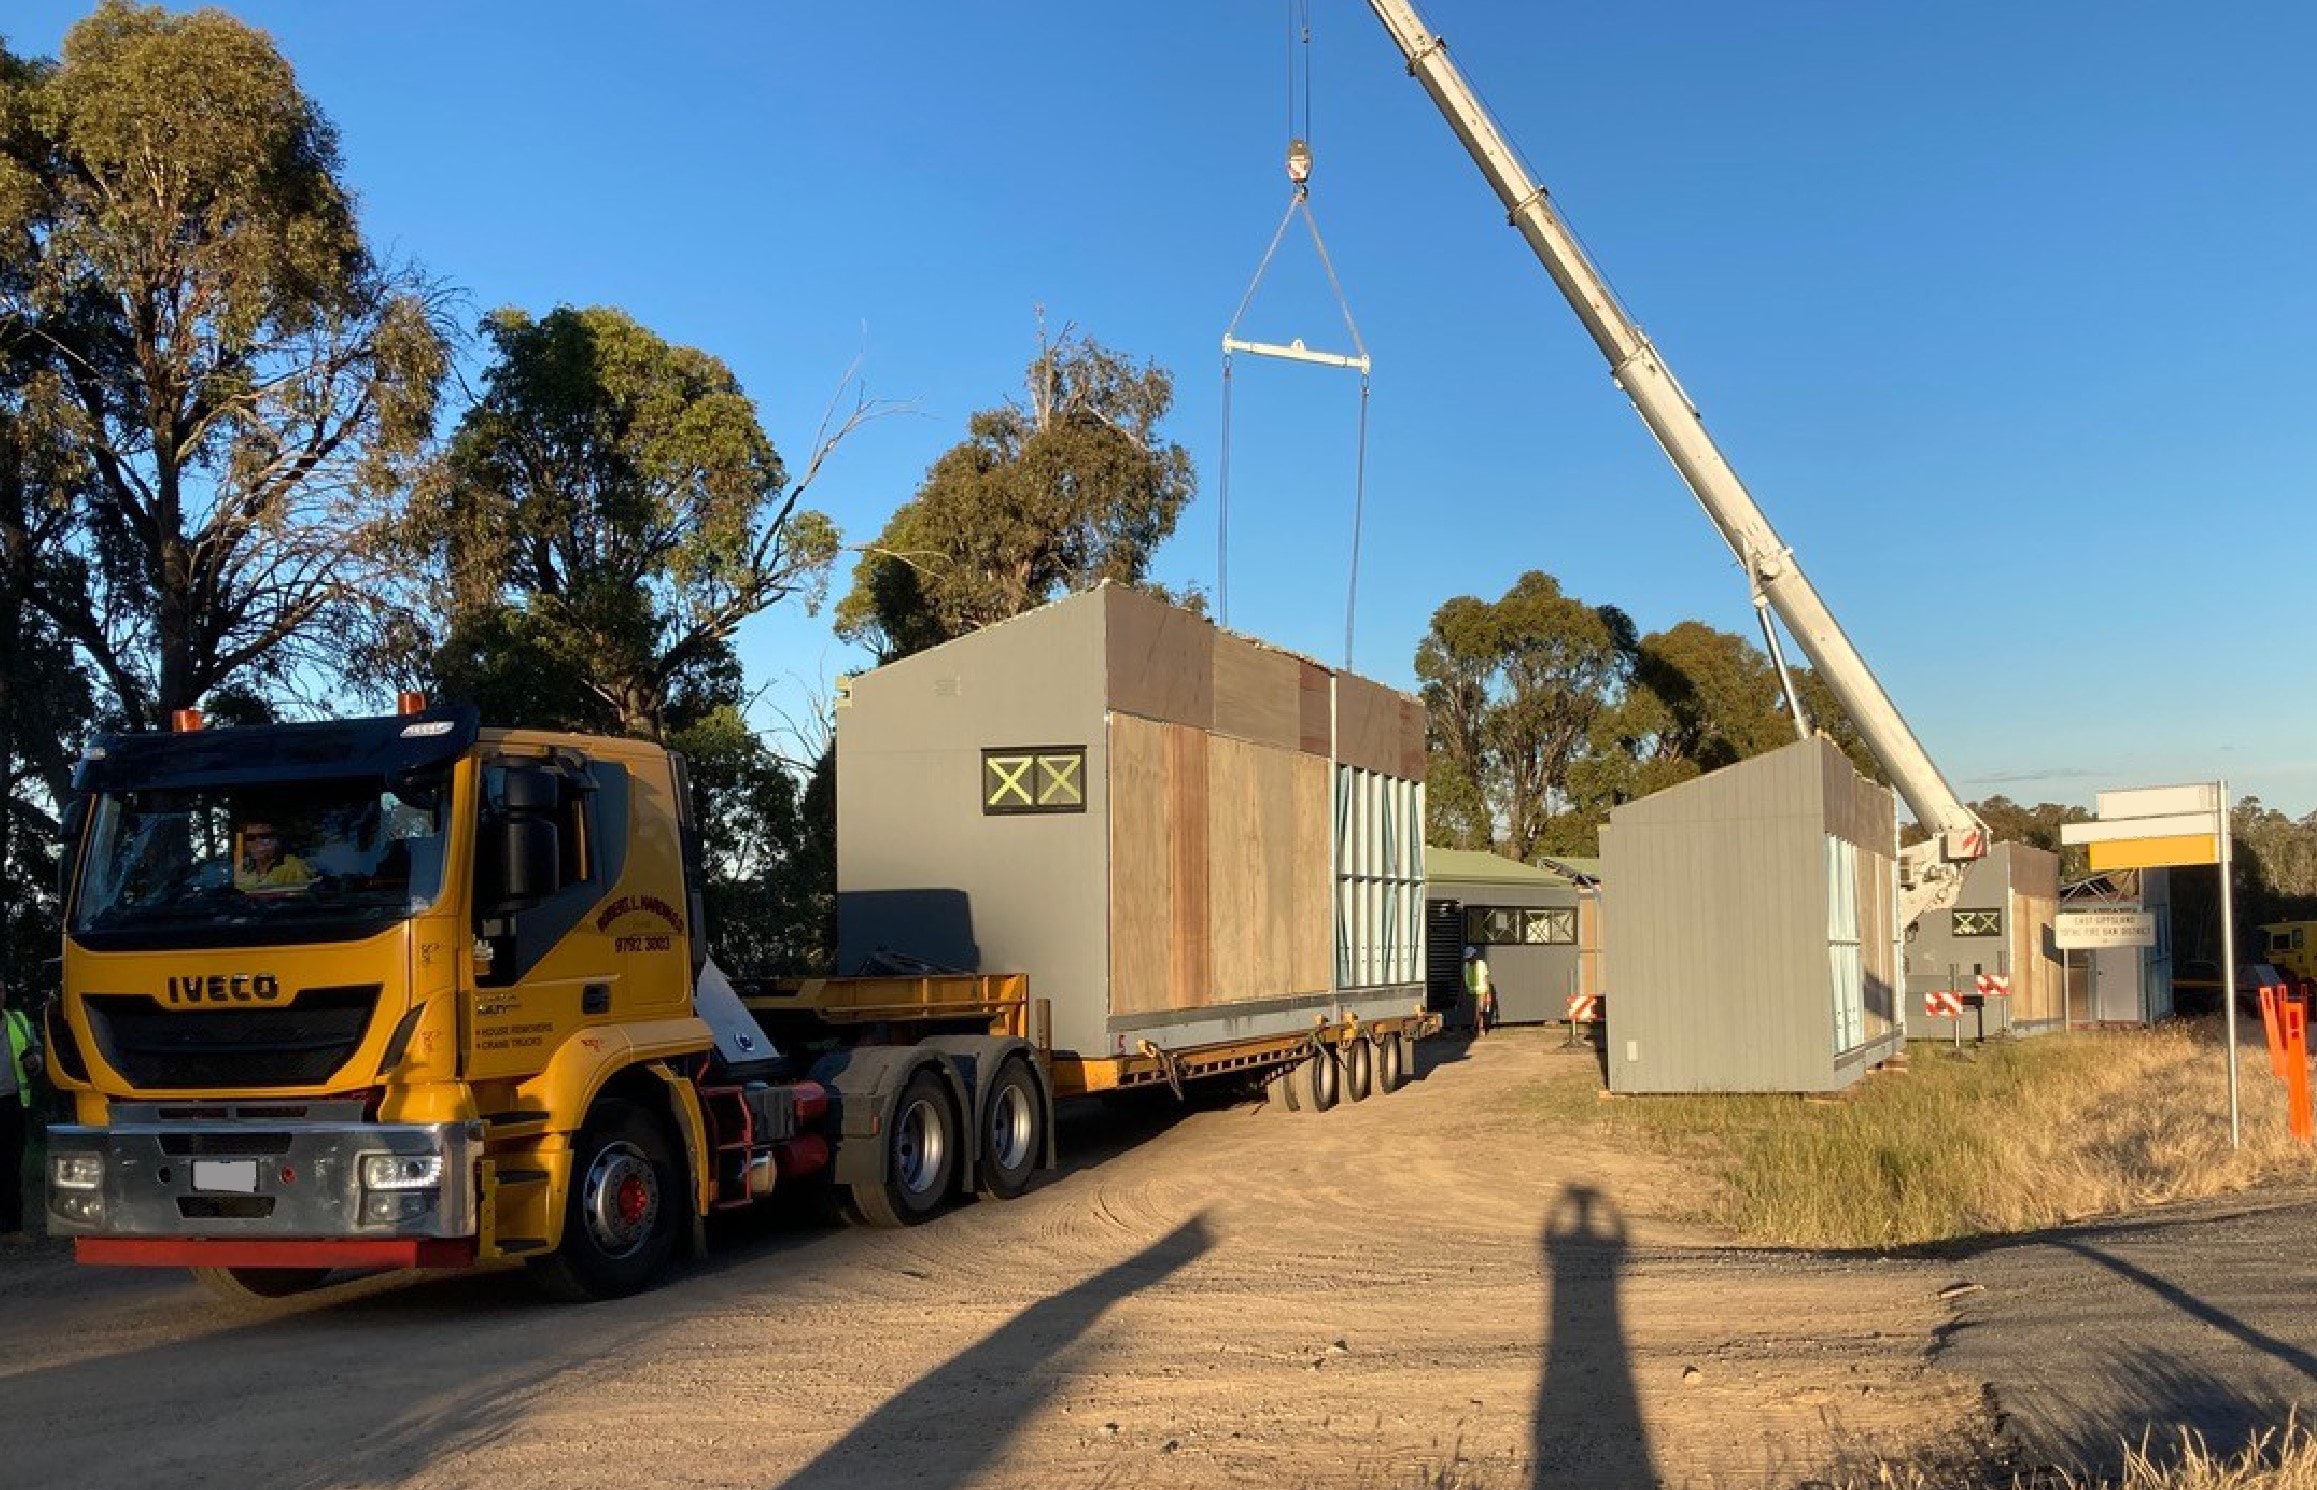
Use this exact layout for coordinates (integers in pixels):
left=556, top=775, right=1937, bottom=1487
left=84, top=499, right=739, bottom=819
left=1377, top=1031, right=1408, bottom=1093
left=849, top=1068, right=959, bottom=1228
left=1301, top=1047, right=1339, bottom=1113
left=533, top=1098, right=681, bottom=1302
left=976, top=1058, right=1045, bottom=1202
left=192, top=1267, right=331, bottom=1307
left=1343, top=1037, right=1374, bottom=1102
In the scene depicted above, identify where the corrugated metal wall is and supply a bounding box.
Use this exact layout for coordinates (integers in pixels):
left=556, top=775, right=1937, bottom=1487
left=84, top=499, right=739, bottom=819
left=1604, top=738, right=1902, bottom=1094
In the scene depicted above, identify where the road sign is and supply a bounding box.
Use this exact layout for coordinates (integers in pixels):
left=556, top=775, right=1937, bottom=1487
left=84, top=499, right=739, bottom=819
left=2055, top=905, right=2157, bottom=950
left=1975, top=972, right=2011, bottom=997
left=2063, top=806, right=2223, bottom=871
left=2097, top=784, right=2222, bottom=819
left=2088, top=835, right=2221, bottom=871
left=2067, top=778, right=2238, bottom=1147
left=1925, top=990, right=1964, bottom=1018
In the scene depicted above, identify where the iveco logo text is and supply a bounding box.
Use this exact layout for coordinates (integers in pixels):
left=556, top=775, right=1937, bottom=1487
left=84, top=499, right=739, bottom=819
left=166, top=974, right=283, bottom=1004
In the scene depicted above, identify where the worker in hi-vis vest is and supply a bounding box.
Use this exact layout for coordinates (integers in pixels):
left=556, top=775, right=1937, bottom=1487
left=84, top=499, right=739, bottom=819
left=1462, top=945, right=1495, bottom=1037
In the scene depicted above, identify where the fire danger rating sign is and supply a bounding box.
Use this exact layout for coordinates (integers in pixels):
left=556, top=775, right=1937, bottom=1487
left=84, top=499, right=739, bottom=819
left=2055, top=905, right=2157, bottom=950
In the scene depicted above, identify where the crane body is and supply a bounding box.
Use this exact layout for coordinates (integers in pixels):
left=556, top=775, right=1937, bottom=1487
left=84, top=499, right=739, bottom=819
left=1359, top=0, right=1986, bottom=918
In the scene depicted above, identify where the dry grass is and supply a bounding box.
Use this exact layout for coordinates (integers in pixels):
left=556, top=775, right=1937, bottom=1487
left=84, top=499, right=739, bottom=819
left=1385, top=1422, right=2317, bottom=1489
left=1845, top=1421, right=2317, bottom=1489
left=1526, top=1022, right=2315, bottom=1248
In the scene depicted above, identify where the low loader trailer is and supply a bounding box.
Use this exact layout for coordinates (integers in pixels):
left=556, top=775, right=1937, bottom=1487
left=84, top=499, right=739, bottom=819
left=44, top=680, right=1433, bottom=1303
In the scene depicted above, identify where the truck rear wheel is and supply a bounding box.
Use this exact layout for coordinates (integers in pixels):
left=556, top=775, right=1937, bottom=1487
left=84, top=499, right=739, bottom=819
left=1378, top=1031, right=1408, bottom=1093
left=192, top=1266, right=331, bottom=1307
left=1343, top=1037, right=1374, bottom=1102
left=533, top=1098, right=681, bottom=1302
left=849, top=1069, right=959, bottom=1228
left=976, top=1058, right=1045, bottom=1202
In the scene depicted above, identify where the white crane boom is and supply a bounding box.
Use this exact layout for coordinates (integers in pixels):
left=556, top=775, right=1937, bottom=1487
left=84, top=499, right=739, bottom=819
left=1358, top=0, right=1987, bottom=907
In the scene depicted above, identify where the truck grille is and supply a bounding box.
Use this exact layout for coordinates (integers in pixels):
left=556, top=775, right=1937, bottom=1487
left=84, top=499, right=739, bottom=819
left=84, top=986, right=382, bottom=1090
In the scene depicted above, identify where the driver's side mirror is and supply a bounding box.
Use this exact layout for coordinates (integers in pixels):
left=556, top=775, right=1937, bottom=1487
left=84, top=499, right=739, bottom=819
left=496, top=766, right=564, bottom=905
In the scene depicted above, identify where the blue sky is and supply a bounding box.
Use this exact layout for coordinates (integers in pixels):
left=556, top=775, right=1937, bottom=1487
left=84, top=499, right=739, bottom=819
left=14, top=2, right=2316, bottom=813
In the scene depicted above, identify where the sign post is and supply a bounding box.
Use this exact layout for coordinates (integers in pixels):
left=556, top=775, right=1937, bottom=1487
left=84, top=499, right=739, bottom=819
left=2220, top=781, right=2238, bottom=1149
left=2064, top=782, right=2236, bottom=1146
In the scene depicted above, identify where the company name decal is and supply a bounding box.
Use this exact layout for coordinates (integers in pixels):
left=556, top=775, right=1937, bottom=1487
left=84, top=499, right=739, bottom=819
left=593, top=893, right=685, bottom=936
left=166, top=973, right=283, bottom=1004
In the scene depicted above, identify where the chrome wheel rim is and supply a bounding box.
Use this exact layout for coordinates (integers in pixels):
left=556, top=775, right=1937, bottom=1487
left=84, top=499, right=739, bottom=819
left=988, top=1082, right=1035, bottom=1171
left=581, top=1140, right=659, bottom=1259
left=894, top=1097, right=948, bottom=1198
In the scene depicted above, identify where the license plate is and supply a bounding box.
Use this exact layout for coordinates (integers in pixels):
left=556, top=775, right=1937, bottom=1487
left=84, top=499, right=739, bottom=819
left=190, top=1159, right=260, bottom=1194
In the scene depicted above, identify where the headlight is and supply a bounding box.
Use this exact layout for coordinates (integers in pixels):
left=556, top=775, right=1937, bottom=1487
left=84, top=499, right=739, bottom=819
left=360, top=1153, right=443, bottom=1190
left=50, top=1153, right=102, bottom=1190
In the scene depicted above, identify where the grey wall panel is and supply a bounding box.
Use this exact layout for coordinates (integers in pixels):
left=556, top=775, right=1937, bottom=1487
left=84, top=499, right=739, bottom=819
left=1424, top=882, right=1584, bottom=1024
left=837, top=593, right=1114, bottom=1055
left=1606, top=737, right=1896, bottom=1094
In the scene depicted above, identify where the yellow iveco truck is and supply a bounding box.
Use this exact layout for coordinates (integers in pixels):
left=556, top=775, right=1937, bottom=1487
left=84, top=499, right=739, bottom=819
left=45, top=693, right=1432, bottom=1303
left=42, top=702, right=1067, bottom=1301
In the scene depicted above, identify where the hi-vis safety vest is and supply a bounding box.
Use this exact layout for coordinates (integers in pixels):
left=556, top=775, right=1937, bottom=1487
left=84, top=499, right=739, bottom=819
left=1463, top=958, right=1492, bottom=999
left=3, top=1008, right=34, bottom=1097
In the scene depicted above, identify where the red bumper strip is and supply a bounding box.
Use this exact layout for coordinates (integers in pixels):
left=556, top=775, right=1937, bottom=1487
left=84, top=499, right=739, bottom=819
left=76, top=1237, right=477, bottom=1272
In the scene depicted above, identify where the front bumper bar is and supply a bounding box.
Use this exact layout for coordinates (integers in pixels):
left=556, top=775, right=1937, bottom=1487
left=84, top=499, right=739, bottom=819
left=47, top=1104, right=480, bottom=1245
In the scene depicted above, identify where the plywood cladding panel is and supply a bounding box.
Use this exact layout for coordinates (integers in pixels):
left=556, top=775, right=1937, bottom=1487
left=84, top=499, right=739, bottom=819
left=1108, top=715, right=1213, bottom=1016
left=1205, top=735, right=1332, bottom=1004
left=2009, top=889, right=2060, bottom=1024
left=1211, top=633, right=1304, bottom=751
left=1298, top=663, right=1331, bottom=755
left=1104, top=585, right=1213, bottom=731
left=1333, top=674, right=1407, bottom=778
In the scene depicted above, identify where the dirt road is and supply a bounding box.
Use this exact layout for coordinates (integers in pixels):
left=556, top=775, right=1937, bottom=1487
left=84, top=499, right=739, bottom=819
left=0, top=1032, right=1981, bottom=1490
left=1936, top=1189, right=2317, bottom=1480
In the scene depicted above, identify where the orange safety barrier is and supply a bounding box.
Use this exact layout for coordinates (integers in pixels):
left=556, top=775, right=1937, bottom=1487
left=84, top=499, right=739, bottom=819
left=2261, top=984, right=2290, bottom=1080
left=2286, top=994, right=2313, bottom=1146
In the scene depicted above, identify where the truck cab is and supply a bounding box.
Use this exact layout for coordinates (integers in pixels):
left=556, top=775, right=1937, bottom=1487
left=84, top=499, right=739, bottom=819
left=41, top=703, right=1013, bottom=1301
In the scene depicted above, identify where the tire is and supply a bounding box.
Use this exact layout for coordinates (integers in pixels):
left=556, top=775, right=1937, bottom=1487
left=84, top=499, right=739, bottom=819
left=976, top=1058, right=1045, bottom=1202
left=1343, top=1037, right=1374, bottom=1102
left=848, top=1068, right=959, bottom=1228
left=1377, top=1032, right=1408, bottom=1093
left=192, top=1266, right=331, bottom=1307
left=1301, top=1048, right=1340, bottom=1113
left=532, top=1098, right=682, bottom=1302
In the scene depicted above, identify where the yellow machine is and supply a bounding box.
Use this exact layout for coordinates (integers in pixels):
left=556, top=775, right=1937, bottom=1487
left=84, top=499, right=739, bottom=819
left=2263, top=922, right=2316, bottom=983
left=45, top=702, right=1426, bottom=1302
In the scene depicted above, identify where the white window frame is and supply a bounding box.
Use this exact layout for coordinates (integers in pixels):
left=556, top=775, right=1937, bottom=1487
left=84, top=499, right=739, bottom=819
left=1827, top=835, right=1866, bottom=1055
left=1336, top=765, right=1425, bottom=989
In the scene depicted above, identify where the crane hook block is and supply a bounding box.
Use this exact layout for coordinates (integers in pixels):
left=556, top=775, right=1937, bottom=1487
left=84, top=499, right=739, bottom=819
left=1286, top=138, right=1313, bottom=186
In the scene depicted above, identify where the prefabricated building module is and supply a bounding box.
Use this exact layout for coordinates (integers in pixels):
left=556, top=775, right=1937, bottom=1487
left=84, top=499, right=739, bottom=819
left=834, top=584, right=1429, bottom=1084
left=1603, top=735, right=1905, bottom=1094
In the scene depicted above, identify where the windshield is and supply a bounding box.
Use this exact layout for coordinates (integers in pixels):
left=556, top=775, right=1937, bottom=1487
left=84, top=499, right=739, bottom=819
left=70, top=773, right=452, bottom=949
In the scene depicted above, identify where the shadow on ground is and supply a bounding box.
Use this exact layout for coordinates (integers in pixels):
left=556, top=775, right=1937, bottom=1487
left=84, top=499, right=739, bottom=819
left=771, top=1214, right=1213, bottom=1490
left=1531, top=1185, right=1657, bottom=1490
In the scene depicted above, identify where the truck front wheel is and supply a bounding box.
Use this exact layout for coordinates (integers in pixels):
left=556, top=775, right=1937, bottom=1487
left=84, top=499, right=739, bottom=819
left=849, top=1069, right=958, bottom=1228
left=534, top=1098, right=681, bottom=1301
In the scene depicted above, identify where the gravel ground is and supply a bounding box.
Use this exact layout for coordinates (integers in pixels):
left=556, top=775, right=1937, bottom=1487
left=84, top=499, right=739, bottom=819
left=0, top=1031, right=1990, bottom=1489
left=1935, top=1186, right=2317, bottom=1481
